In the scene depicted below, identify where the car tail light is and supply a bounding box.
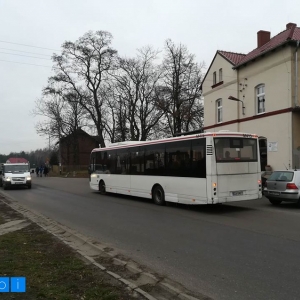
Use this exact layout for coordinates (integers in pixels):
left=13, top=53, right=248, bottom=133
left=286, top=183, right=298, bottom=190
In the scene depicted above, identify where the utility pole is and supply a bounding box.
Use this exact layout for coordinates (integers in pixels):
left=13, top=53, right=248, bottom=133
left=58, top=130, right=62, bottom=175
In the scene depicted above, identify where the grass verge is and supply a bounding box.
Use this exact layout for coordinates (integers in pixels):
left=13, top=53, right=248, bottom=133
left=0, top=201, right=139, bottom=300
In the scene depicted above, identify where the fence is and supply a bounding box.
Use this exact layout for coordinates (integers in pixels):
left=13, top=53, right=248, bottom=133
left=52, top=165, right=89, bottom=174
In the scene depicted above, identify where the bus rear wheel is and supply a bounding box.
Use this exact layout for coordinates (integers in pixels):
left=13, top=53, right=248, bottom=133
left=152, top=185, right=165, bottom=206
left=99, top=181, right=106, bottom=195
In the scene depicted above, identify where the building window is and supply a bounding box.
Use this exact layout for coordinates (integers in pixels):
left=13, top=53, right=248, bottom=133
left=216, top=99, right=222, bottom=123
left=219, top=68, right=223, bottom=82
left=213, top=72, right=216, bottom=85
left=256, top=84, right=265, bottom=114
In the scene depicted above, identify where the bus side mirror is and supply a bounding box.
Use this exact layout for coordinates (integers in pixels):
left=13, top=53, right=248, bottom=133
left=88, top=166, right=92, bottom=174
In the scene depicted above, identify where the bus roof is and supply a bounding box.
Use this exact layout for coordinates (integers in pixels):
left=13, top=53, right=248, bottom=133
left=91, top=131, right=258, bottom=152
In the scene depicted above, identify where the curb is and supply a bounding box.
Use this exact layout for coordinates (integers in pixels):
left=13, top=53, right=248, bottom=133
left=0, top=191, right=208, bottom=300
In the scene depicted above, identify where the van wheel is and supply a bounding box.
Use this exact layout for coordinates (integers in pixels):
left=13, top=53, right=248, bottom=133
left=28, top=185, right=32, bottom=189
left=99, top=181, right=106, bottom=195
left=3, top=183, right=8, bottom=190
left=152, top=185, right=165, bottom=206
left=269, top=199, right=282, bottom=205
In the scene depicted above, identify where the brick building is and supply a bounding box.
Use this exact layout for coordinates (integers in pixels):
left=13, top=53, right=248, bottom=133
left=60, top=129, right=100, bottom=166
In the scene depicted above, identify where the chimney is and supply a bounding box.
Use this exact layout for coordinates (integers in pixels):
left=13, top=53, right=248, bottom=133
left=257, top=30, right=271, bottom=48
left=286, top=22, right=297, bottom=30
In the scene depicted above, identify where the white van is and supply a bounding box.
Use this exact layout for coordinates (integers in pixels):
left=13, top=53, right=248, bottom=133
left=0, top=162, right=32, bottom=190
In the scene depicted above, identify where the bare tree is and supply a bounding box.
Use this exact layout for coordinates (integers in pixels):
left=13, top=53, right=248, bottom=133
left=156, top=39, right=204, bottom=136
left=49, top=31, right=118, bottom=147
left=113, top=46, right=163, bottom=141
left=33, top=86, right=88, bottom=165
left=33, top=93, right=65, bottom=141
left=103, top=90, right=129, bottom=143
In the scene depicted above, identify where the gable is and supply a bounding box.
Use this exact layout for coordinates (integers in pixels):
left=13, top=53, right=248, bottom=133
left=201, top=52, right=238, bottom=94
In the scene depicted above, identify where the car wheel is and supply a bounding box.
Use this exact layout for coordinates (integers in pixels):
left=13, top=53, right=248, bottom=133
left=269, top=199, right=282, bottom=205
left=152, top=185, right=165, bottom=206
left=99, top=181, right=106, bottom=195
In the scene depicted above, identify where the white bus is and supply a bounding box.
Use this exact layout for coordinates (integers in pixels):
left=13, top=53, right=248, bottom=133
left=89, top=131, right=262, bottom=205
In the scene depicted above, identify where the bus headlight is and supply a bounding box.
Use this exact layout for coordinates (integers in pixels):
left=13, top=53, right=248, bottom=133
left=26, top=176, right=31, bottom=180
left=91, top=174, right=97, bottom=178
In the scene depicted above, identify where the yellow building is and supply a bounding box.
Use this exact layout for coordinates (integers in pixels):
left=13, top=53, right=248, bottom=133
left=201, top=22, right=300, bottom=171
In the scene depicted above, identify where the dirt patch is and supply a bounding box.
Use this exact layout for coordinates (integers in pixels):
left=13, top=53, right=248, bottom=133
left=0, top=200, right=143, bottom=300
left=0, top=198, right=24, bottom=223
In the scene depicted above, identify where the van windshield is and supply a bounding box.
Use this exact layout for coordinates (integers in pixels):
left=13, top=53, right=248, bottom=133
left=4, top=165, right=29, bottom=173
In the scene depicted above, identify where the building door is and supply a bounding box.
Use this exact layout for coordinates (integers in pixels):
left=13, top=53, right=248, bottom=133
left=259, top=137, right=267, bottom=171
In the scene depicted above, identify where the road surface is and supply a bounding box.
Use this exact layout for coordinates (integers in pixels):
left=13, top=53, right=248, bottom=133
left=2, top=177, right=300, bottom=300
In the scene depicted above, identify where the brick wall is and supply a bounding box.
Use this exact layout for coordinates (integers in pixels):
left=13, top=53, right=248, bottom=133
left=60, top=131, right=99, bottom=166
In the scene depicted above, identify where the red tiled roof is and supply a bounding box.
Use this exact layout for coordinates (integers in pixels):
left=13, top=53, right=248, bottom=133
left=235, top=24, right=300, bottom=68
left=6, top=157, right=28, bottom=163
left=218, top=50, right=246, bottom=65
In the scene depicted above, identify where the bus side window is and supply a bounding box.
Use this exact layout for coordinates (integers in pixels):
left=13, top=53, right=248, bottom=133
left=191, top=139, right=206, bottom=178
left=165, top=141, right=191, bottom=177
left=95, top=151, right=103, bottom=172
left=103, top=151, right=116, bottom=174
left=144, top=145, right=165, bottom=175
left=117, top=151, right=130, bottom=175
left=130, top=147, right=144, bottom=175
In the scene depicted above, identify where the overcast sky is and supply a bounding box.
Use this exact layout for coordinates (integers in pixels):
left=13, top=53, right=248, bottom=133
left=0, top=0, right=298, bottom=154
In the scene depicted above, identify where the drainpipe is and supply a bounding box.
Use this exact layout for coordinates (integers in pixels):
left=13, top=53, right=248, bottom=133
left=295, top=40, right=300, bottom=107
left=292, top=41, right=300, bottom=169
left=237, top=68, right=240, bottom=132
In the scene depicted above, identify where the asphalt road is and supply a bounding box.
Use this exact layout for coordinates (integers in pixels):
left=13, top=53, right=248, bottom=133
left=2, top=177, right=300, bottom=300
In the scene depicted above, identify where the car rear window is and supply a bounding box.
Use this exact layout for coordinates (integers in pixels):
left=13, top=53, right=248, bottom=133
left=268, top=171, right=294, bottom=181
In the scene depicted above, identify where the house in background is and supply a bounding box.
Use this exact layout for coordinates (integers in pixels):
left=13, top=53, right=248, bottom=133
left=6, top=157, right=28, bottom=164
left=60, top=128, right=100, bottom=167
left=201, top=22, right=300, bottom=171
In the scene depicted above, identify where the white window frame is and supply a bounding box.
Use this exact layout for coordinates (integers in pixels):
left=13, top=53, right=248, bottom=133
left=213, top=72, right=216, bottom=85
left=256, top=84, right=265, bottom=114
left=219, top=68, right=223, bottom=82
left=216, top=99, right=223, bottom=123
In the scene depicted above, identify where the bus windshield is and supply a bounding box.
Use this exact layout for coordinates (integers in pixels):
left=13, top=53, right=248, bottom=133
left=214, top=137, right=258, bottom=162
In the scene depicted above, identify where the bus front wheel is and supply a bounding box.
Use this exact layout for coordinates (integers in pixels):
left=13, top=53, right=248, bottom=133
left=99, top=181, right=106, bottom=195
left=152, top=185, right=165, bottom=206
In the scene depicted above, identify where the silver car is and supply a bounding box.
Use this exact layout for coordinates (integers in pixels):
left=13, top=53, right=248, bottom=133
left=263, top=170, right=300, bottom=206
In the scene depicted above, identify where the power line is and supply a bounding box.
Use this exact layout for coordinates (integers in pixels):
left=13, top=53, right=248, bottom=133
left=0, top=47, right=51, bottom=57
left=0, top=51, right=51, bottom=60
left=0, top=40, right=60, bottom=52
left=0, top=59, right=52, bottom=68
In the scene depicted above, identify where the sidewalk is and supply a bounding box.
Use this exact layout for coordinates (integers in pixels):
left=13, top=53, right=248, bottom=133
left=0, top=198, right=142, bottom=300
